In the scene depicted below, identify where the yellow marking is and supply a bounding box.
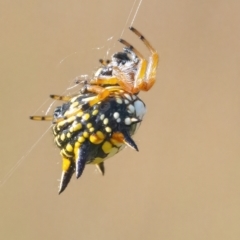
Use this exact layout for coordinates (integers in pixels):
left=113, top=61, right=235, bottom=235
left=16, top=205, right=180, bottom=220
left=77, top=111, right=83, bottom=117
left=116, top=97, right=123, bottom=104
left=78, top=136, right=85, bottom=143
left=57, top=120, right=66, bottom=128
left=89, top=131, right=105, bottom=144
left=89, top=127, right=95, bottom=132
left=104, top=147, right=119, bottom=159
left=92, top=157, right=104, bottom=164
left=110, top=132, right=124, bottom=146
left=74, top=143, right=81, bottom=160
left=70, top=96, right=78, bottom=102
left=74, top=142, right=81, bottom=148
left=87, top=123, right=92, bottom=128
left=82, top=113, right=90, bottom=121
left=103, top=118, right=109, bottom=125
left=96, top=131, right=105, bottom=139
left=62, top=157, right=71, bottom=172
left=71, top=101, right=79, bottom=108
left=61, top=149, right=72, bottom=158
left=92, top=109, right=99, bottom=116
left=66, top=144, right=73, bottom=152
left=67, top=116, right=76, bottom=123
left=102, top=141, right=113, bottom=154
left=60, top=133, right=65, bottom=141
left=54, top=137, right=62, bottom=147
left=72, top=123, right=82, bottom=132
left=105, top=127, right=112, bottom=133
left=83, top=131, right=89, bottom=138
left=67, top=133, right=71, bottom=138
left=52, top=126, right=57, bottom=135
left=64, top=110, right=70, bottom=116
left=69, top=123, right=82, bottom=133
left=110, top=137, right=123, bottom=147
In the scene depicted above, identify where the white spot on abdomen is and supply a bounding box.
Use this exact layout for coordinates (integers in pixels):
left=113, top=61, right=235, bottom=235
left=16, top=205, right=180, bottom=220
left=134, top=99, right=146, bottom=121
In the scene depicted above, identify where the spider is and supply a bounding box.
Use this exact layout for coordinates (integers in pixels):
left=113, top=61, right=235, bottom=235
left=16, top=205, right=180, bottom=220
left=30, top=27, right=159, bottom=193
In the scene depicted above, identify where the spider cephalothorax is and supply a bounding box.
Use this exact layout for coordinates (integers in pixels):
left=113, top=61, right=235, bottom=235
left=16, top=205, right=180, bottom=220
left=30, top=27, right=158, bottom=193
left=95, top=50, right=138, bottom=81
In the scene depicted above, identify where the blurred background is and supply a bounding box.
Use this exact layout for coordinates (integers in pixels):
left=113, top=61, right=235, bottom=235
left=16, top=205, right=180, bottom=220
left=0, top=0, right=240, bottom=239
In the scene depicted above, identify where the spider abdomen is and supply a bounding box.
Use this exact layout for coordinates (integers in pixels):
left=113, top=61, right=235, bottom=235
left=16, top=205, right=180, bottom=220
left=52, top=91, right=146, bottom=193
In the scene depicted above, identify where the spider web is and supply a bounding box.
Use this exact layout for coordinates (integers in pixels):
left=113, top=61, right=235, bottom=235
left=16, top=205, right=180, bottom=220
left=0, top=0, right=144, bottom=188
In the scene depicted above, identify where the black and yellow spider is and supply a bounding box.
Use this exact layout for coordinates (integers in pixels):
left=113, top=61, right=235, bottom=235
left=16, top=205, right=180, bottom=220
left=30, top=27, right=159, bottom=193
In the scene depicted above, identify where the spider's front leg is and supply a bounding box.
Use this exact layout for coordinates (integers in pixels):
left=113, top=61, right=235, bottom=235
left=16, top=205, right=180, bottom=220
left=81, top=83, right=126, bottom=106
left=49, top=84, right=111, bottom=123
left=118, top=27, right=159, bottom=93
left=130, top=27, right=159, bottom=91
left=118, top=38, right=147, bottom=93
left=80, top=84, right=111, bottom=107
left=29, top=94, right=72, bottom=121
left=49, top=82, right=121, bottom=124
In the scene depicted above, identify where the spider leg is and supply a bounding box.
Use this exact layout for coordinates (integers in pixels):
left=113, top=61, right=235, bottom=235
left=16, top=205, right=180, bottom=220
left=30, top=94, right=72, bottom=121
left=52, top=109, right=83, bottom=124
left=129, top=27, right=159, bottom=91
left=29, top=116, right=53, bottom=121
left=81, top=85, right=131, bottom=108
left=53, top=85, right=111, bottom=123
left=118, top=38, right=147, bottom=93
left=129, top=27, right=155, bottom=52
left=50, top=94, right=71, bottom=101
left=81, top=85, right=110, bottom=107
left=53, top=85, right=123, bottom=124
